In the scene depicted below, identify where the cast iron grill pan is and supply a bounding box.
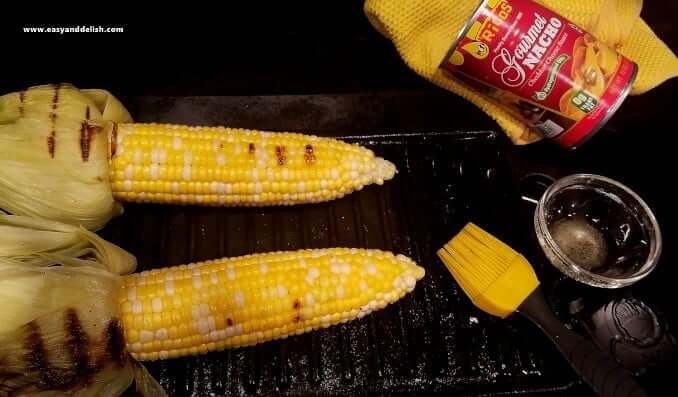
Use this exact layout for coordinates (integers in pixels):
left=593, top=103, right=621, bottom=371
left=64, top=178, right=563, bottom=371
left=104, top=131, right=581, bottom=396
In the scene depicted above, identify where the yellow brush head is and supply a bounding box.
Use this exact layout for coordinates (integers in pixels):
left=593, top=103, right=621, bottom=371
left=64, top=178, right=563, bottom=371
left=437, top=223, right=540, bottom=318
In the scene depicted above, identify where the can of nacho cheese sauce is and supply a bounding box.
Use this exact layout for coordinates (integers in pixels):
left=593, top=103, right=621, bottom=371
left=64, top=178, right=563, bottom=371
left=440, top=0, right=637, bottom=149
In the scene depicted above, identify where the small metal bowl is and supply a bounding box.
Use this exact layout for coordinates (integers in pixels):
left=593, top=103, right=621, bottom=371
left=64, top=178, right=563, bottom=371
left=534, top=174, right=662, bottom=288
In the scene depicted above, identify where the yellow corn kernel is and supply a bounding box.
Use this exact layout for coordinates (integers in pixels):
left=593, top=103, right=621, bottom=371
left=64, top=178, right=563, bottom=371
left=110, top=124, right=396, bottom=206
left=119, top=248, right=424, bottom=361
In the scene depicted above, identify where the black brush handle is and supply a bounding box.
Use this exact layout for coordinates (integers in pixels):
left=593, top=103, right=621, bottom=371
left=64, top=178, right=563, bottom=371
left=518, top=287, right=647, bottom=397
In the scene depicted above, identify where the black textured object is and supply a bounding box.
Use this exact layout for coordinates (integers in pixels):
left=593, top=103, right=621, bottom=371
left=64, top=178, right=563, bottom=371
left=518, top=288, right=647, bottom=397
left=102, top=130, right=587, bottom=396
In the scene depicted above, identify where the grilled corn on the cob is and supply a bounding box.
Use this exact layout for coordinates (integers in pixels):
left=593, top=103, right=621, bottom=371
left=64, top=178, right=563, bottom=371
left=120, top=248, right=424, bottom=361
left=0, top=84, right=397, bottom=230
left=109, top=123, right=396, bottom=207
left=0, top=215, right=424, bottom=396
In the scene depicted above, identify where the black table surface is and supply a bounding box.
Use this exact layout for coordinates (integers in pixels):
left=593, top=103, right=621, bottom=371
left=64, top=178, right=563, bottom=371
left=4, top=1, right=678, bottom=396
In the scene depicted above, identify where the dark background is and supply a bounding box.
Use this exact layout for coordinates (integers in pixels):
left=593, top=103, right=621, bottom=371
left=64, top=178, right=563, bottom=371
left=3, top=1, right=677, bottom=396
left=2, top=2, right=677, bottom=166
left=3, top=2, right=673, bottom=96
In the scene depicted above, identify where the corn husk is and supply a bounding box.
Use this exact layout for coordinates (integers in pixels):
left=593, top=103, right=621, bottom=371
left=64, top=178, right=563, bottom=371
left=0, top=214, right=136, bottom=275
left=0, top=215, right=164, bottom=396
left=0, top=84, right=132, bottom=231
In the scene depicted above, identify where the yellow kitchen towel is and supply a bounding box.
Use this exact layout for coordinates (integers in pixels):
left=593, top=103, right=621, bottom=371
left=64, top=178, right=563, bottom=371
left=365, top=0, right=678, bottom=144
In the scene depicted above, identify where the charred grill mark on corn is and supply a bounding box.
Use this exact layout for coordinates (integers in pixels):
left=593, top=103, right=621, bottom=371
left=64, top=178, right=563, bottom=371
left=18, top=91, right=25, bottom=116
left=47, top=119, right=56, bottom=158
left=102, top=319, right=127, bottom=368
left=293, top=298, right=303, bottom=323
left=1, top=310, right=130, bottom=394
left=304, top=144, right=316, bottom=164
left=24, top=321, right=56, bottom=389
left=51, top=84, right=61, bottom=109
left=79, top=122, right=102, bottom=162
left=109, top=122, right=118, bottom=158
left=85, top=105, right=90, bottom=120
left=80, top=123, right=91, bottom=162
left=47, top=84, right=61, bottom=158
left=109, top=124, right=397, bottom=206
left=118, top=248, right=424, bottom=361
left=64, top=309, right=95, bottom=381
left=275, top=145, right=287, bottom=165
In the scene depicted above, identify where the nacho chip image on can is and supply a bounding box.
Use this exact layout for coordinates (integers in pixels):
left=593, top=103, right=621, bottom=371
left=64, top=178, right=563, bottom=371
left=440, top=0, right=637, bottom=149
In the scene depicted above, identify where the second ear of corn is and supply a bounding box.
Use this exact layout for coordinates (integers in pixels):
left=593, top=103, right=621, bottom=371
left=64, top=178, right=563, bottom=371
left=120, top=248, right=424, bottom=361
left=0, top=215, right=425, bottom=395
left=0, top=84, right=397, bottom=230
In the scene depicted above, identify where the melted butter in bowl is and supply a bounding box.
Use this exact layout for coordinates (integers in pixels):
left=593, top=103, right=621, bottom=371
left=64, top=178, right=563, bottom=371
left=534, top=174, right=661, bottom=288
left=551, top=216, right=608, bottom=271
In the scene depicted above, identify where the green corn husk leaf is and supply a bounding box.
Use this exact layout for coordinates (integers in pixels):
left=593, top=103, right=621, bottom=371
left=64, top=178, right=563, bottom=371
left=0, top=84, right=132, bottom=231
left=0, top=258, right=160, bottom=397
left=0, top=216, right=164, bottom=396
left=0, top=258, right=131, bottom=394
left=0, top=214, right=136, bottom=275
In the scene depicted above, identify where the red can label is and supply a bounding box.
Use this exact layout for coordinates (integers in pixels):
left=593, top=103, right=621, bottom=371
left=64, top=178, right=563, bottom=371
left=441, top=0, right=637, bottom=148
